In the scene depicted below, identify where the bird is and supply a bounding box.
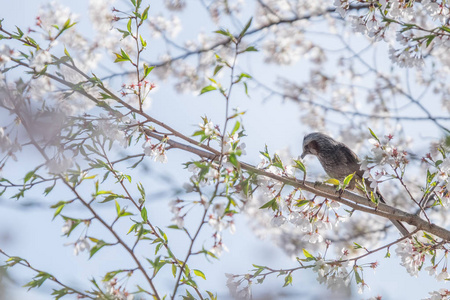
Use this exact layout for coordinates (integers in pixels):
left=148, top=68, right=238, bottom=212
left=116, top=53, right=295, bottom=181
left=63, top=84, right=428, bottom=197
left=300, top=132, right=409, bottom=236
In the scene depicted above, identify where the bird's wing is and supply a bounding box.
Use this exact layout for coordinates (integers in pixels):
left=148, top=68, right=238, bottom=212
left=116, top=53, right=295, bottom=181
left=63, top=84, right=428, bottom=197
left=337, top=144, right=362, bottom=174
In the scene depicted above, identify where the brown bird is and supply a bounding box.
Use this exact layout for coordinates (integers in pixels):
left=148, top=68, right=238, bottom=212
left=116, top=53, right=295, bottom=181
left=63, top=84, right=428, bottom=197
left=301, top=132, right=409, bottom=236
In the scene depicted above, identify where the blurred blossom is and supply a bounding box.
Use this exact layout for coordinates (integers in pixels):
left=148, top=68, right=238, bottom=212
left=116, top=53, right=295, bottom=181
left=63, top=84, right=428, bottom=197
left=73, top=237, right=90, bottom=256
left=61, top=219, right=73, bottom=235
left=30, top=50, right=52, bottom=72
left=271, top=214, right=286, bottom=227
left=98, top=117, right=128, bottom=148
left=37, top=1, right=78, bottom=35
left=210, top=241, right=229, bottom=257
left=165, top=0, right=186, bottom=11
left=149, top=15, right=182, bottom=38
left=89, top=0, right=115, bottom=34
left=47, top=156, right=73, bottom=174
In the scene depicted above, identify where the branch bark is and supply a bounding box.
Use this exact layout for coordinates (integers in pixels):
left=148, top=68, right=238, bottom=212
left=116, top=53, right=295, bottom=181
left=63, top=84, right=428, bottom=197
left=145, top=130, right=450, bottom=241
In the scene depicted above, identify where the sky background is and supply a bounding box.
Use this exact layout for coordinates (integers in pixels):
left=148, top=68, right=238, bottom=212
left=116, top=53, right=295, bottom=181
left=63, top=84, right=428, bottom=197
left=0, top=1, right=448, bottom=299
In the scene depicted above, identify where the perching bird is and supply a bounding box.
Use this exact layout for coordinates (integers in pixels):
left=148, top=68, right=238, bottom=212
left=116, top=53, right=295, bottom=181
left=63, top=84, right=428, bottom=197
left=300, top=132, right=409, bottom=236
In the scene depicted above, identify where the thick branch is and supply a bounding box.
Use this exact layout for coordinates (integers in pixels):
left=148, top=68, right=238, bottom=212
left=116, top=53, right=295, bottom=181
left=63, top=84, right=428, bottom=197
left=145, top=130, right=450, bottom=241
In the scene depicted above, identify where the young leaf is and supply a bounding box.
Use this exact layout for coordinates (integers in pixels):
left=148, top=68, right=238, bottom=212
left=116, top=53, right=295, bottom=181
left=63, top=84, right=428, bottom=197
left=325, top=178, right=340, bottom=186
left=200, top=85, right=216, bottom=95
left=141, top=6, right=150, bottom=21
left=343, top=173, right=354, bottom=188
left=193, top=269, right=206, bottom=280
left=127, top=18, right=132, bottom=33
left=231, top=121, right=240, bottom=135
left=244, top=46, right=258, bottom=52
left=143, top=64, right=155, bottom=78
left=141, top=207, right=148, bottom=222
left=213, top=65, right=223, bottom=76
left=302, top=248, right=316, bottom=261
left=115, top=200, right=121, bottom=216
left=293, top=159, right=306, bottom=173
left=283, top=273, right=293, bottom=287
left=368, top=128, right=380, bottom=142
left=239, top=18, right=252, bottom=38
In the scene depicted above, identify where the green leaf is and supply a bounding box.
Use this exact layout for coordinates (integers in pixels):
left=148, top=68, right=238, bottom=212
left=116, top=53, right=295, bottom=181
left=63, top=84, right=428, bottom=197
left=368, top=128, right=380, bottom=142
left=206, top=291, right=217, bottom=300
left=90, top=240, right=107, bottom=258
left=259, top=145, right=271, bottom=161
left=354, top=268, right=363, bottom=284
left=117, top=28, right=131, bottom=39
left=141, top=207, right=148, bottom=222
left=103, top=270, right=126, bottom=282
left=140, top=35, right=147, bottom=48
left=260, top=198, right=277, bottom=210
left=229, top=153, right=239, bottom=168
left=115, top=200, right=121, bottom=216
left=43, top=182, right=56, bottom=195
left=143, top=64, right=155, bottom=78
left=214, top=28, right=234, bottom=40
left=236, top=72, right=252, bottom=83
left=193, top=269, right=206, bottom=280
left=158, top=227, right=168, bottom=242
left=252, top=265, right=265, bottom=276
left=114, top=49, right=131, bottom=63
left=200, top=85, right=216, bottom=95
left=141, top=6, right=150, bottom=21
left=172, top=264, right=177, bottom=278
left=24, top=170, right=35, bottom=183
left=52, top=203, right=65, bottom=220
left=23, top=272, right=52, bottom=290
left=293, top=159, right=306, bottom=173
left=425, top=35, right=436, bottom=47
left=51, top=288, right=69, bottom=300
left=127, top=18, right=132, bottom=33
left=325, top=178, right=340, bottom=186
left=423, top=231, right=435, bottom=241
left=295, top=200, right=310, bottom=207
left=231, top=121, right=240, bottom=135
left=239, top=18, right=252, bottom=38
left=13, top=26, right=24, bottom=39
left=243, top=82, right=249, bottom=96
left=137, top=182, right=146, bottom=201
left=441, top=25, right=450, bottom=33
left=353, top=242, right=363, bottom=249
left=155, top=242, right=163, bottom=255
left=283, top=273, right=293, bottom=287
left=244, top=46, right=258, bottom=52
left=302, top=248, right=316, bottom=261
left=343, top=173, right=354, bottom=188
left=213, top=65, right=223, bottom=76
left=370, top=191, right=379, bottom=205
left=64, top=47, right=71, bottom=58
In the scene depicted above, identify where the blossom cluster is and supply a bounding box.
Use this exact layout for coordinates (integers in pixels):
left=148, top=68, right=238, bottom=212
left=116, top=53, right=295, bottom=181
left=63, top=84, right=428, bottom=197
left=396, top=238, right=450, bottom=283
left=359, top=134, right=409, bottom=192
left=335, top=0, right=450, bottom=68
left=104, top=278, right=134, bottom=300
left=312, top=258, right=351, bottom=291
left=142, top=138, right=168, bottom=163
left=225, top=273, right=251, bottom=299
left=255, top=153, right=348, bottom=246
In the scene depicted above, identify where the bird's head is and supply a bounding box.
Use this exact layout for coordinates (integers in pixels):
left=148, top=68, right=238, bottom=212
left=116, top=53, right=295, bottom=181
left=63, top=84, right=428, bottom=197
left=301, top=132, right=336, bottom=159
